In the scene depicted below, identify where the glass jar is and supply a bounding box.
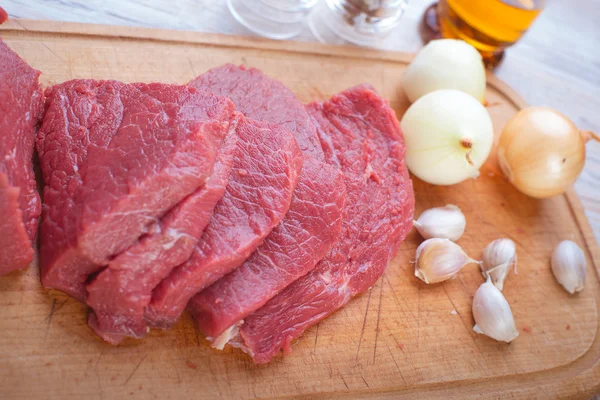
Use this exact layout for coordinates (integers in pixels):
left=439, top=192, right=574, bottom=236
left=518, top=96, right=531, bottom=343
left=227, top=0, right=318, bottom=40
left=308, top=0, right=409, bottom=46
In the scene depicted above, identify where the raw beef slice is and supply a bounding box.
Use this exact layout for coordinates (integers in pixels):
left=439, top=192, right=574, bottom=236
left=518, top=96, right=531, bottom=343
left=188, top=64, right=341, bottom=344
left=0, top=175, right=34, bottom=273
left=188, top=157, right=345, bottom=345
left=38, top=80, right=235, bottom=300
left=0, top=39, right=43, bottom=275
left=87, top=115, right=240, bottom=343
left=146, top=117, right=303, bottom=328
left=189, top=64, right=324, bottom=161
left=232, top=85, right=415, bottom=363
left=0, top=7, right=8, bottom=24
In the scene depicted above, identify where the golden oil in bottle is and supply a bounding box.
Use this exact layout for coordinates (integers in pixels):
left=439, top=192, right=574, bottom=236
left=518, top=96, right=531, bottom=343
left=438, top=0, right=543, bottom=66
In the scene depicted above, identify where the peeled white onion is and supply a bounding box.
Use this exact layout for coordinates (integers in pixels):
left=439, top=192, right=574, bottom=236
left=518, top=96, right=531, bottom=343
left=403, top=39, right=486, bottom=103
left=400, top=89, right=494, bottom=185
left=497, top=107, right=599, bottom=198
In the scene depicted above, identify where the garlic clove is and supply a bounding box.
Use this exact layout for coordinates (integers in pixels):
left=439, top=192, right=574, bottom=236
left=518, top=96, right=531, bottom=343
left=480, top=238, right=517, bottom=291
left=473, top=324, right=485, bottom=335
left=472, top=277, right=519, bottom=343
left=414, top=238, right=479, bottom=284
left=413, top=204, right=466, bottom=242
left=551, top=240, right=586, bottom=294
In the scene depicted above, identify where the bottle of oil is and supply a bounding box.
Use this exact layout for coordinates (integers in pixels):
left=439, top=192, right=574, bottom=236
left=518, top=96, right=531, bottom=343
left=437, top=0, right=543, bottom=67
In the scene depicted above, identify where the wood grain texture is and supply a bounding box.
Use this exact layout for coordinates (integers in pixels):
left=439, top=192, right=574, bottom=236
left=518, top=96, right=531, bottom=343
left=0, top=20, right=598, bottom=400
left=2, top=0, right=599, bottom=243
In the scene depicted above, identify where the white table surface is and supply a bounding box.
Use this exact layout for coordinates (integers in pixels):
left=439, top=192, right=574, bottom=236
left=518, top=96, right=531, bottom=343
left=3, top=0, right=600, bottom=243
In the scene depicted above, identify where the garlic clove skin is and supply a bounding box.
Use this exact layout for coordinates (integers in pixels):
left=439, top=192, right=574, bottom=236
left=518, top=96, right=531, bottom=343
left=414, top=238, right=479, bottom=284
left=472, top=277, right=519, bottom=343
left=480, top=238, right=517, bottom=291
left=414, top=204, right=466, bottom=242
left=551, top=240, right=586, bottom=294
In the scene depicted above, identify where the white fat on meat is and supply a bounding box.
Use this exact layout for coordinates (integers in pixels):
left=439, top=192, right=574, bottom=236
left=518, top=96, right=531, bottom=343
left=207, top=320, right=244, bottom=350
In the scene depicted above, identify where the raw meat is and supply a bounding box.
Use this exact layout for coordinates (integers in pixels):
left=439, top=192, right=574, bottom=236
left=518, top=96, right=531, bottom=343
left=188, top=157, right=346, bottom=343
left=0, top=175, right=34, bottom=274
left=86, top=114, right=240, bottom=343
left=0, top=7, right=8, bottom=24
left=187, top=65, right=339, bottom=343
left=189, top=64, right=324, bottom=161
left=232, top=85, right=415, bottom=363
left=37, top=80, right=235, bottom=300
left=146, top=117, right=303, bottom=328
left=0, top=39, right=43, bottom=275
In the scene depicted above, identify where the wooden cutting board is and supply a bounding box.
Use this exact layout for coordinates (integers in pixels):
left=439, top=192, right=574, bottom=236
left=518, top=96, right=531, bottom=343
left=1, top=19, right=599, bottom=400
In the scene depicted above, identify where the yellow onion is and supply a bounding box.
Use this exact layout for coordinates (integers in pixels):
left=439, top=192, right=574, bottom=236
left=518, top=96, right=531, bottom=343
left=497, top=107, right=599, bottom=198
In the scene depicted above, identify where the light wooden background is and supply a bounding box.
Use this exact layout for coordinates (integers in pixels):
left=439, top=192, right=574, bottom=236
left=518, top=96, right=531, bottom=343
left=3, top=0, right=599, bottom=242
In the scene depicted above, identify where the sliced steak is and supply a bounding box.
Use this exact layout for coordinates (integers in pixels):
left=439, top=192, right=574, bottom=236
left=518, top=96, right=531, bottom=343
left=188, top=157, right=345, bottom=344
left=38, top=80, right=235, bottom=299
left=89, top=65, right=318, bottom=343
left=86, top=116, right=240, bottom=343
left=0, top=7, right=8, bottom=24
left=233, top=85, right=415, bottom=364
left=187, top=65, right=341, bottom=344
left=189, top=64, right=324, bottom=161
left=0, top=175, right=34, bottom=274
left=146, top=117, right=303, bottom=328
left=0, top=40, right=43, bottom=274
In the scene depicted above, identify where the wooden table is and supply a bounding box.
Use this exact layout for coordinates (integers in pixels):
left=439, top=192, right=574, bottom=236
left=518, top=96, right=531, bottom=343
left=3, top=0, right=599, bottom=242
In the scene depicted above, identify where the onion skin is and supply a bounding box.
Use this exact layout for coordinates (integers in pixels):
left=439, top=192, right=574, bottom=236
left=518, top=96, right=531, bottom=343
left=497, top=107, right=596, bottom=199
